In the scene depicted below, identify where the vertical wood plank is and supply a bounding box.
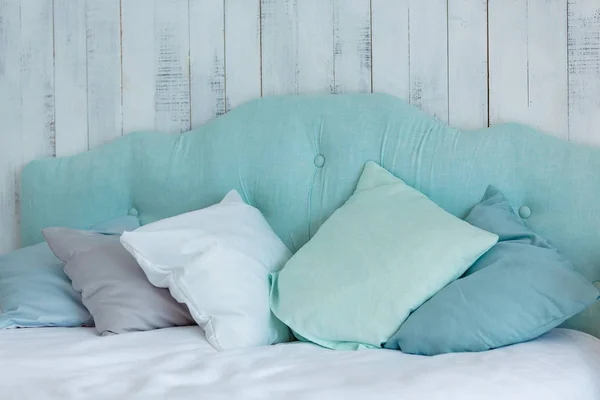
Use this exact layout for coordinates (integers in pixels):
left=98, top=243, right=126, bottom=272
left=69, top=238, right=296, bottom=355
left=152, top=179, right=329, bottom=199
left=332, top=0, right=371, bottom=93
left=225, top=0, right=262, bottom=110
left=0, top=0, right=54, bottom=253
left=189, top=0, right=226, bottom=126
left=528, top=0, right=568, bottom=137
left=489, top=0, right=568, bottom=138
left=448, top=0, right=488, bottom=129
left=261, top=0, right=298, bottom=95
left=261, top=0, right=334, bottom=95
left=371, top=0, right=409, bottom=99
left=489, top=0, right=527, bottom=127
left=54, top=0, right=88, bottom=156
left=296, top=0, right=335, bottom=93
left=568, top=0, right=600, bottom=144
left=122, top=0, right=156, bottom=133
left=86, top=0, right=123, bottom=147
left=20, top=0, right=55, bottom=161
left=154, top=0, right=191, bottom=133
left=408, top=0, right=449, bottom=122
left=17, top=0, right=55, bottom=251
left=0, top=0, right=23, bottom=253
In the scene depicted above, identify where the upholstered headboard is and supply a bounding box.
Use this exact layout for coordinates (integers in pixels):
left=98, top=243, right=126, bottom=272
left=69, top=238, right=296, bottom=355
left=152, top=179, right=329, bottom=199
left=21, top=94, right=600, bottom=335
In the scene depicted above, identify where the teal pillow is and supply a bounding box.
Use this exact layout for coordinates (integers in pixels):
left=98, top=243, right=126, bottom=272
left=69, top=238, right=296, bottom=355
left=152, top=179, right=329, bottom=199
left=270, top=162, right=498, bottom=349
left=0, top=216, right=140, bottom=329
left=384, top=186, right=600, bottom=355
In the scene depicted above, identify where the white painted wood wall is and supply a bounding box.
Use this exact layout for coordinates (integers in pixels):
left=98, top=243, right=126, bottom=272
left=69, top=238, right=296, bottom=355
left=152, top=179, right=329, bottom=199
left=1, top=0, right=600, bottom=253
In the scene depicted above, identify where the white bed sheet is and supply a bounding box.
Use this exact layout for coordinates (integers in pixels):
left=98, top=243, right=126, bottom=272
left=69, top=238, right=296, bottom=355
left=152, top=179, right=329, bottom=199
left=1, top=326, right=599, bottom=400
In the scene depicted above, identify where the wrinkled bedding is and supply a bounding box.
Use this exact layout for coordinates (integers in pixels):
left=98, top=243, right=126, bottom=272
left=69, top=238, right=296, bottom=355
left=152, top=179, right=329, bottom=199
left=1, top=327, right=599, bottom=399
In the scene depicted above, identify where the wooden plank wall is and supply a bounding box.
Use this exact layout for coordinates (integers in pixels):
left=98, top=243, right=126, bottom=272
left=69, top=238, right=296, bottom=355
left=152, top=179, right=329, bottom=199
left=1, top=0, right=600, bottom=253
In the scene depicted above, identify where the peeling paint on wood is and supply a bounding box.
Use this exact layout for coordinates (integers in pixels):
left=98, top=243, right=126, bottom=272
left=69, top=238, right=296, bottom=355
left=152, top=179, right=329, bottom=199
left=261, top=0, right=334, bottom=95
left=190, top=0, right=226, bottom=126
left=0, top=0, right=54, bottom=253
left=154, top=0, right=190, bottom=133
left=489, top=0, right=568, bottom=138
left=261, top=0, right=299, bottom=95
left=21, top=0, right=55, bottom=160
left=448, top=0, right=488, bottom=129
left=568, top=0, right=600, bottom=144
left=54, top=0, right=88, bottom=156
left=0, top=0, right=23, bottom=253
left=224, top=0, right=261, bottom=110
left=18, top=0, right=55, bottom=250
left=371, top=0, right=409, bottom=99
left=86, top=0, right=123, bottom=146
left=296, top=1, right=335, bottom=94
left=408, top=0, right=449, bottom=123
left=3, top=1, right=600, bottom=253
left=332, top=0, right=371, bottom=94
left=122, top=0, right=157, bottom=134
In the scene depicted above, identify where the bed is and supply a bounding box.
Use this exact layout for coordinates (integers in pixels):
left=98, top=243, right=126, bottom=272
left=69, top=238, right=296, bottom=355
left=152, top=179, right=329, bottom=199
left=2, top=327, right=599, bottom=399
left=6, top=94, right=600, bottom=398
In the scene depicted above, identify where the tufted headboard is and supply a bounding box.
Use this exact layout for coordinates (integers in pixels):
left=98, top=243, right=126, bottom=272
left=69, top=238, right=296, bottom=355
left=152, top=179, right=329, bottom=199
left=21, top=94, right=600, bottom=336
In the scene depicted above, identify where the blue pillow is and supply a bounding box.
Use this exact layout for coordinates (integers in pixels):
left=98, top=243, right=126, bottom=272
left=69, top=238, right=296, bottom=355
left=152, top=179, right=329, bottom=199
left=0, top=216, right=140, bottom=328
left=384, top=185, right=600, bottom=355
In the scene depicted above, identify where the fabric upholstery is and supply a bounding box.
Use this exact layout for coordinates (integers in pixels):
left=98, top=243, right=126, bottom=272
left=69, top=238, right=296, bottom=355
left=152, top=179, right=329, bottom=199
left=19, top=94, right=600, bottom=337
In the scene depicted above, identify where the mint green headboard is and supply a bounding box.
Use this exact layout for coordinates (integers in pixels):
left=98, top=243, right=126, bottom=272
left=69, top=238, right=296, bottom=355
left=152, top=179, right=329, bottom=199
left=21, top=94, right=600, bottom=336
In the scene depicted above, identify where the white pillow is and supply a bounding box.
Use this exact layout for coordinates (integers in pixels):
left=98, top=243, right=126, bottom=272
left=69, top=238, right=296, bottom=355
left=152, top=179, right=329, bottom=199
left=120, top=190, right=293, bottom=350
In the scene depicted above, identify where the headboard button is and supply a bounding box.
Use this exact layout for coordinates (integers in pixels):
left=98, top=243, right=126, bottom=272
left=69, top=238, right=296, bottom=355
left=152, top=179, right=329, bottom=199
left=314, top=154, right=326, bottom=168
left=518, top=205, right=531, bottom=219
left=128, top=208, right=139, bottom=217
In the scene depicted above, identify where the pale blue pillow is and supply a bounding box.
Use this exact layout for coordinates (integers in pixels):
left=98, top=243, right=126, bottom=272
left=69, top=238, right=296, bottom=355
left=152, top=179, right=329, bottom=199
left=0, top=216, right=140, bottom=328
left=384, top=186, right=600, bottom=355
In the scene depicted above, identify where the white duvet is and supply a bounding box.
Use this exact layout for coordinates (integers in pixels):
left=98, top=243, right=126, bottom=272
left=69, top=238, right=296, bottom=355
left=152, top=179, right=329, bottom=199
left=1, top=327, right=599, bottom=399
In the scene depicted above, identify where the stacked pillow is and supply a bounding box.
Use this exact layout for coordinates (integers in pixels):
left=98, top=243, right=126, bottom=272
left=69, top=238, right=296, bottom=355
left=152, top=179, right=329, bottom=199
left=270, top=162, right=499, bottom=349
left=0, top=216, right=140, bottom=329
left=386, top=186, right=599, bottom=355
left=121, top=190, right=293, bottom=350
left=43, top=228, right=194, bottom=335
left=1, top=191, right=291, bottom=352
left=270, top=162, right=600, bottom=354
left=385, top=185, right=600, bottom=354
left=3, top=162, right=598, bottom=356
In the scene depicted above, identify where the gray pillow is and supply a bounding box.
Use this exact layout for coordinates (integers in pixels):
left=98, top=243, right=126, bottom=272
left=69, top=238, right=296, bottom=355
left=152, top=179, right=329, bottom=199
left=43, top=228, right=194, bottom=335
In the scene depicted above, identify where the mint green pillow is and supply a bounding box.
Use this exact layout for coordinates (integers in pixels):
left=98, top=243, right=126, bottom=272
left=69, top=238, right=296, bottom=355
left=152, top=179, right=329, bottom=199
left=270, top=162, right=498, bottom=349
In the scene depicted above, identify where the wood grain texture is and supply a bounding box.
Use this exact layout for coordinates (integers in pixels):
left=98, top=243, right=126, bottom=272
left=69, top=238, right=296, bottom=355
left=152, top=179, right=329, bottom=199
left=18, top=0, right=55, bottom=251
left=0, top=0, right=23, bottom=253
left=261, top=0, right=334, bottom=95
left=154, top=0, right=191, bottom=133
left=408, top=0, right=449, bottom=122
left=190, top=0, right=226, bottom=127
left=54, top=0, right=88, bottom=156
left=568, top=0, right=600, bottom=144
left=3, top=2, right=600, bottom=253
left=296, top=0, right=335, bottom=93
left=86, top=0, right=123, bottom=147
left=122, top=0, right=157, bottom=133
left=489, top=0, right=568, bottom=138
left=0, top=0, right=54, bottom=253
left=225, top=0, right=261, bottom=110
left=332, top=0, right=371, bottom=93
left=448, top=0, right=488, bottom=129
left=371, top=0, right=409, bottom=98
left=20, top=0, right=55, bottom=161
left=261, top=0, right=299, bottom=95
